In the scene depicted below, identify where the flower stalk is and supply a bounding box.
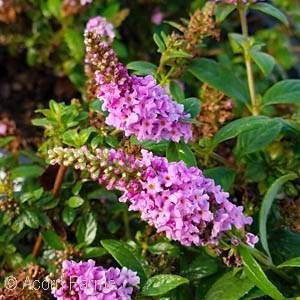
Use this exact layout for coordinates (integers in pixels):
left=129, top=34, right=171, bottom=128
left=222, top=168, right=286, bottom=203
left=238, top=1, right=259, bottom=115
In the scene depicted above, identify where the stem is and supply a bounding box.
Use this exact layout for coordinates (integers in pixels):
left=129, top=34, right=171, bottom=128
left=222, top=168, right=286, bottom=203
left=189, top=141, right=237, bottom=170
left=32, top=235, right=43, bottom=257
left=238, top=2, right=259, bottom=116
left=53, top=165, right=67, bottom=197
left=32, top=165, right=67, bottom=257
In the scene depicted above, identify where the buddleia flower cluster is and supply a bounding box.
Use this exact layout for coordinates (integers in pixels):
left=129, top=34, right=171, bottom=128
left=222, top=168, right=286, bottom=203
left=52, top=259, right=139, bottom=300
left=84, top=17, right=192, bottom=143
left=48, top=146, right=258, bottom=249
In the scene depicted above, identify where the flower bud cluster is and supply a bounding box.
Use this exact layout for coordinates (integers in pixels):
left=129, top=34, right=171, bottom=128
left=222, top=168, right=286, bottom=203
left=48, top=146, right=141, bottom=192
left=48, top=146, right=258, bottom=249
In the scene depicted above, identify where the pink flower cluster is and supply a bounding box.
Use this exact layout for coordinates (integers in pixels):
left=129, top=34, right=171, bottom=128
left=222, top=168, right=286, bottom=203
left=85, top=16, right=115, bottom=43
left=84, top=19, right=192, bottom=143
left=98, top=74, right=192, bottom=142
left=52, top=259, right=140, bottom=300
left=120, top=150, right=254, bottom=247
left=48, top=147, right=258, bottom=248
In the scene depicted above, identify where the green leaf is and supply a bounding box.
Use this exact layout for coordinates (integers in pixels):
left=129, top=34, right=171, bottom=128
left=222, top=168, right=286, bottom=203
left=212, top=116, right=270, bottom=148
left=32, top=118, right=51, bottom=127
left=240, top=287, right=266, bottom=300
left=166, top=141, right=179, bottom=163
left=141, top=274, right=189, bottom=296
left=148, top=242, right=179, bottom=257
left=10, top=165, right=44, bottom=180
left=23, top=210, right=40, bottom=229
left=215, top=2, right=236, bottom=22
left=250, top=3, right=288, bottom=26
left=127, top=61, right=157, bottom=76
left=177, top=142, right=197, bottom=167
left=269, top=229, right=300, bottom=260
left=79, top=128, right=96, bottom=145
left=83, top=247, right=107, bottom=259
left=153, top=33, right=166, bottom=53
left=188, top=58, right=250, bottom=104
left=259, top=173, right=297, bottom=258
left=64, top=29, right=85, bottom=62
left=164, top=20, right=182, bottom=31
left=76, top=212, right=97, bottom=246
left=169, top=80, right=185, bottom=102
left=11, top=215, right=24, bottom=233
left=90, top=100, right=107, bottom=115
left=235, top=118, right=282, bottom=156
left=168, top=50, right=191, bottom=59
left=46, top=0, right=62, bottom=20
left=276, top=118, right=300, bottom=138
left=0, top=136, right=15, bottom=147
left=130, top=136, right=169, bottom=152
left=277, top=257, right=300, bottom=269
left=249, top=49, right=275, bottom=76
left=62, top=207, right=76, bottom=226
left=63, top=130, right=80, bottom=147
left=41, top=230, right=65, bottom=250
left=245, top=161, right=267, bottom=182
left=262, top=79, right=300, bottom=106
left=228, top=33, right=247, bottom=54
left=180, top=255, right=218, bottom=281
left=91, top=136, right=101, bottom=149
left=105, top=135, right=119, bottom=148
left=101, top=239, right=148, bottom=285
left=239, top=246, right=284, bottom=300
left=72, top=182, right=83, bottom=196
left=205, top=271, right=254, bottom=300
left=166, top=141, right=197, bottom=167
left=181, top=98, right=201, bottom=118
left=203, top=167, right=235, bottom=192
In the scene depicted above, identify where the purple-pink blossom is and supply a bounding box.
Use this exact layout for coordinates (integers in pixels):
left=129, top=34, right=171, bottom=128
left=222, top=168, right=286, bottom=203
left=80, top=0, right=93, bottom=5
left=48, top=147, right=258, bottom=249
left=52, top=259, right=140, bottom=300
left=245, top=232, right=259, bottom=248
left=0, top=123, right=7, bottom=135
left=97, top=74, right=192, bottom=142
left=85, top=16, right=115, bottom=42
left=84, top=20, right=193, bottom=143
left=119, top=149, right=254, bottom=247
left=152, top=7, right=164, bottom=25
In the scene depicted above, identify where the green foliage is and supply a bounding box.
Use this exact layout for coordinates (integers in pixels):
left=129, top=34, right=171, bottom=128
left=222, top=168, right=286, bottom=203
left=166, top=141, right=197, bottom=167
left=262, top=79, right=300, bottom=106
left=205, top=271, right=254, bottom=300
left=188, top=58, right=250, bottom=104
left=239, top=247, right=284, bottom=300
left=1, top=1, right=300, bottom=299
left=101, top=239, right=149, bottom=285
left=141, top=274, right=189, bottom=296
left=250, top=3, right=288, bottom=25
left=259, top=173, right=297, bottom=258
